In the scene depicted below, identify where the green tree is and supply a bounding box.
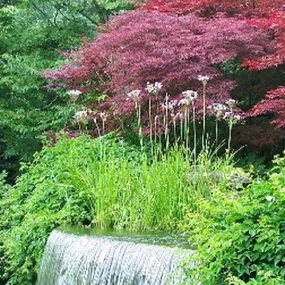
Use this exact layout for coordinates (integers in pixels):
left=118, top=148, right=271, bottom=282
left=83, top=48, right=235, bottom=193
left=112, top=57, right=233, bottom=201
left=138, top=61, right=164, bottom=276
left=0, top=0, right=135, bottom=182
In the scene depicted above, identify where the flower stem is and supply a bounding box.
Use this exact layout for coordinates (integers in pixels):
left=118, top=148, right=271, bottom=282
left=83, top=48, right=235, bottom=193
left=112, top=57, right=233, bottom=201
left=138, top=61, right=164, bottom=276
left=149, top=96, right=153, bottom=155
left=192, top=102, right=197, bottom=162
left=215, top=119, right=218, bottom=149
left=165, top=94, right=169, bottom=152
left=138, top=103, right=143, bottom=150
left=202, top=83, right=206, bottom=149
left=227, top=108, right=233, bottom=154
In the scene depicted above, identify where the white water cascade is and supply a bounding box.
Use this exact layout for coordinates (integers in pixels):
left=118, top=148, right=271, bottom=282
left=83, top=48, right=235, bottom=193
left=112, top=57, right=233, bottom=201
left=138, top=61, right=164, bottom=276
left=37, top=227, right=193, bottom=285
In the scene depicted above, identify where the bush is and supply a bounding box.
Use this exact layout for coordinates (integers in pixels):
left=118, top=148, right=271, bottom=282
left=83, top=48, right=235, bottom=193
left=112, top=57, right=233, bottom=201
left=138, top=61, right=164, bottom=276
left=181, top=151, right=285, bottom=284
left=44, top=10, right=272, bottom=138
left=0, top=135, right=141, bottom=285
left=0, top=171, right=12, bottom=285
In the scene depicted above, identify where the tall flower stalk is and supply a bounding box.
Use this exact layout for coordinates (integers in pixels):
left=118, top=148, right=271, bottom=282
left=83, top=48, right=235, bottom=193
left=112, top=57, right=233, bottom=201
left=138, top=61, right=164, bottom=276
left=164, top=94, right=170, bottom=152
left=99, top=112, right=108, bottom=135
left=146, top=82, right=163, bottom=154
left=228, top=115, right=233, bottom=152
left=180, top=90, right=198, bottom=152
left=224, top=99, right=240, bottom=155
left=149, top=96, right=153, bottom=150
left=192, top=101, right=197, bottom=162
left=198, top=75, right=210, bottom=150
left=138, top=103, right=143, bottom=150
left=127, top=90, right=143, bottom=149
left=208, top=103, right=227, bottom=149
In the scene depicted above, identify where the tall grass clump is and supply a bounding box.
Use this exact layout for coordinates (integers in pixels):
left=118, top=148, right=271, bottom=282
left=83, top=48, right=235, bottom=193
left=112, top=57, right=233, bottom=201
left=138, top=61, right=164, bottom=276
left=73, top=143, right=239, bottom=231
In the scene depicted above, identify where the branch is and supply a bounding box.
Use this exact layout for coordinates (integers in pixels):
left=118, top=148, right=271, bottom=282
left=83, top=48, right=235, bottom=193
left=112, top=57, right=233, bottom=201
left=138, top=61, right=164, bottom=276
left=78, top=9, right=100, bottom=26
left=91, top=0, right=108, bottom=23
left=56, top=1, right=100, bottom=26
left=31, top=1, right=55, bottom=26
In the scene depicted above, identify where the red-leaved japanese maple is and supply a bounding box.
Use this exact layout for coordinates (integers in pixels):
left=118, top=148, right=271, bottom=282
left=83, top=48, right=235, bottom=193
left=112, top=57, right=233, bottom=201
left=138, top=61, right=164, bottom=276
left=241, top=9, right=285, bottom=133
left=250, top=87, right=285, bottom=128
left=45, top=11, right=272, bottom=136
left=138, top=0, right=285, bottom=16
left=140, top=0, right=285, bottom=148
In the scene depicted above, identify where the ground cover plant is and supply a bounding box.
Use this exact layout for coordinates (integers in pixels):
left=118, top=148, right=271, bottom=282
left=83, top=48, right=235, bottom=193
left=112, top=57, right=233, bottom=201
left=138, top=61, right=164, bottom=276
left=181, top=152, right=285, bottom=285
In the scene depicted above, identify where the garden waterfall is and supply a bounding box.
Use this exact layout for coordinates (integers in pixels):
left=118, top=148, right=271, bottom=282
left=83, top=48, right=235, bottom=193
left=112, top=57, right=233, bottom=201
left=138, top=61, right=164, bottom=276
left=37, top=227, right=192, bottom=285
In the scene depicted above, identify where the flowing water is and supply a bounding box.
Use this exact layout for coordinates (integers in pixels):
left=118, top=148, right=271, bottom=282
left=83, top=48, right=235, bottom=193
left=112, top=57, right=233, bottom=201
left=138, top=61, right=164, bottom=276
left=37, top=226, right=193, bottom=285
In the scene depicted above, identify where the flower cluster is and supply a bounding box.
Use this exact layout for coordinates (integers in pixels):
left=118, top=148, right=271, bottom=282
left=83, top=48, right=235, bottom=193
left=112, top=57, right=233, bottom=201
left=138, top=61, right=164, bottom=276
left=127, top=90, right=142, bottom=105
left=179, top=90, right=198, bottom=107
left=161, top=100, right=178, bottom=115
left=99, top=112, right=108, bottom=122
left=146, top=82, right=163, bottom=95
left=223, top=112, right=242, bottom=124
left=67, top=90, right=82, bottom=102
left=198, top=75, right=210, bottom=85
left=73, top=110, right=92, bottom=120
left=208, top=103, right=227, bottom=119
left=208, top=101, right=242, bottom=124
left=225, top=99, right=237, bottom=108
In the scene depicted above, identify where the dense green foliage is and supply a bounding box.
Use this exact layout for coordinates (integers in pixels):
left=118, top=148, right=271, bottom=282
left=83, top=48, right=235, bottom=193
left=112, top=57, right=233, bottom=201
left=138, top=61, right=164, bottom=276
left=0, top=135, right=243, bottom=284
left=0, top=172, right=12, bottom=285
left=182, top=152, right=285, bottom=284
left=0, top=0, right=135, bottom=182
left=0, top=135, right=138, bottom=284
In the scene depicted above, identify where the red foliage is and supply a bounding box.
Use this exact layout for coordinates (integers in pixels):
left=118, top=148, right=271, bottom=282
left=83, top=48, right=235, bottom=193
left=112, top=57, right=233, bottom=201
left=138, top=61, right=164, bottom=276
left=241, top=8, right=285, bottom=133
left=138, top=0, right=285, bottom=16
left=242, top=9, right=285, bottom=70
left=250, top=87, right=285, bottom=128
left=45, top=11, right=271, bottom=134
left=234, top=121, right=285, bottom=148
left=140, top=0, right=285, bottom=146
left=140, top=1, right=285, bottom=69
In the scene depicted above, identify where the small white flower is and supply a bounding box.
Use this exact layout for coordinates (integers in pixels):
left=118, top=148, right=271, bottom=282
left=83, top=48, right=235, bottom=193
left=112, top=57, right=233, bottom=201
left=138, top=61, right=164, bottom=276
left=170, top=100, right=178, bottom=106
left=198, top=75, right=210, bottom=84
left=161, top=101, right=176, bottom=111
left=208, top=103, right=227, bottom=118
left=266, top=196, right=275, bottom=202
left=223, top=111, right=242, bottom=125
left=68, top=90, right=82, bottom=96
left=223, top=111, right=233, bottom=120
left=154, top=82, right=163, bottom=90
left=208, top=103, right=227, bottom=111
left=127, top=90, right=141, bottom=103
left=67, top=90, right=82, bottom=102
left=179, top=98, right=190, bottom=107
left=234, top=114, right=241, bottom=121
left=182, top=90, right=198, bottom=101
left=225, top=99, right=237, bottom=108
left=179, top=90, right=198, bottom=107
left=146, top=82, right=163, bottom=95
left=74, top=110, right=89, bottom=120
left=99, top=112, right=108, bottom=122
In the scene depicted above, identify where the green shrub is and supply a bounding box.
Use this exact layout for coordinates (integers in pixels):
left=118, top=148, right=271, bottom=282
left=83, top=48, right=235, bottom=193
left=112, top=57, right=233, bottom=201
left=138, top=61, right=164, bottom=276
left=181, top=151, right=285, bottom=284
left=0, top=135, right=141, bottom=285
left=0, top=171, right=12, bottom=285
